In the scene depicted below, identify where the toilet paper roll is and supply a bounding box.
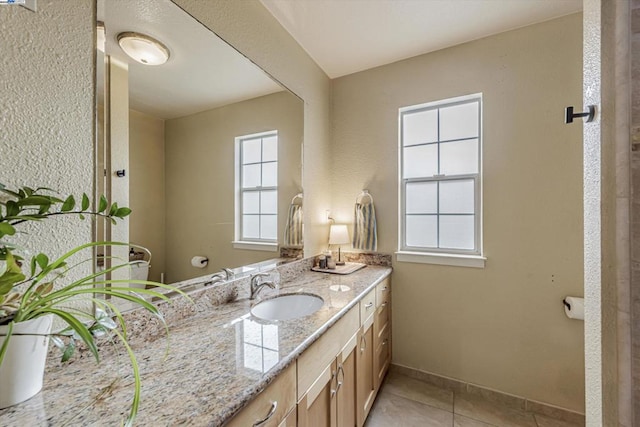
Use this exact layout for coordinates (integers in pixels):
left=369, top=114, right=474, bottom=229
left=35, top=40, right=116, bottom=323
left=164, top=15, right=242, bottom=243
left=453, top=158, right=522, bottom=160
left=563, top=296, right=584, bottom=320
left=190, top=256, right=208, bottom=268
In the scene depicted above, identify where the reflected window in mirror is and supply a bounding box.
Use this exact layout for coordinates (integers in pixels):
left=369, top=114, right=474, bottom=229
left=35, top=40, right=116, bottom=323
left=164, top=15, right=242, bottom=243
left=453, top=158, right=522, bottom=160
left=236, top=131, right=278, bottom=245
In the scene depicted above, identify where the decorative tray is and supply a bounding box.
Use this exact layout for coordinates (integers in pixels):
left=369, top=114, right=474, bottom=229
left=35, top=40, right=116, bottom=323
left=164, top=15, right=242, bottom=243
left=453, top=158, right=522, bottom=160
left=311, top=262, right=367, bottom=275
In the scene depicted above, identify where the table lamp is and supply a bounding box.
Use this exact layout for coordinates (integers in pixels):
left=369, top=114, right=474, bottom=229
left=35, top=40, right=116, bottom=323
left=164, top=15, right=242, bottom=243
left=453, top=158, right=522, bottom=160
left=329, top=224, right=350, bottom=266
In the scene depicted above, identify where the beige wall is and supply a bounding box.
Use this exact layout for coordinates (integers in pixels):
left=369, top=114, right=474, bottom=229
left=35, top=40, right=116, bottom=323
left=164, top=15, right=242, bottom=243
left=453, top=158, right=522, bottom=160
left=331, top=14, right=585, bottom=412
left=174, top=0, right=332, bottom=259
left=129, top=109, right=166, bottom=282
left=164, top=91, right=303, bottom=282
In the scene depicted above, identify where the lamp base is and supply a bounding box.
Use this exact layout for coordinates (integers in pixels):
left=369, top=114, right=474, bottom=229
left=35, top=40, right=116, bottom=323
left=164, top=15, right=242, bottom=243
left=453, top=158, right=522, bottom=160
left=336, top=261, right=346, bottom=266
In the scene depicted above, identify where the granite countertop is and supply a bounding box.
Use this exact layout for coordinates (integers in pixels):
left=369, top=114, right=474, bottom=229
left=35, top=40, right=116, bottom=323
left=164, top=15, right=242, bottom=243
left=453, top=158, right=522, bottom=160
left=0, top=260, right=391, bottom=426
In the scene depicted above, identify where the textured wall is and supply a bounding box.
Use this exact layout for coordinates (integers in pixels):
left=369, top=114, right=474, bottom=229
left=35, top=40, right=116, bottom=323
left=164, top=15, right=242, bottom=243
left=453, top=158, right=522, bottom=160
left=173, top=0, right=332, bottom=258
left=331, top=14, right=585, bottom=412
left=583, top=0, right=623, bottom=424
left=0, top=1, right=95, bottom=278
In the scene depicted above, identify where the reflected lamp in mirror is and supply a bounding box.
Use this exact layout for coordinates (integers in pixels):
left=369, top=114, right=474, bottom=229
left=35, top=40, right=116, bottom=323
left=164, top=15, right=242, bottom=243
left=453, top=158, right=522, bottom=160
left=117, top=32, right=170, bottom=65
left=329, top=224, right=350, bottom=266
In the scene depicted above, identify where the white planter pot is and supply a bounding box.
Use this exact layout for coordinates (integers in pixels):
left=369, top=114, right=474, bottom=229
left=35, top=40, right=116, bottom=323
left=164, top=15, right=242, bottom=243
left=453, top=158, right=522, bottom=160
left=0, top=315, right=53, bottom=408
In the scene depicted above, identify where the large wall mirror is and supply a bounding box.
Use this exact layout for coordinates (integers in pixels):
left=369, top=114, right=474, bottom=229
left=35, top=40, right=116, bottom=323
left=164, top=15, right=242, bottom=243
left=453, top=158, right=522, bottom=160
left=96, top=0, right=304, bottom=288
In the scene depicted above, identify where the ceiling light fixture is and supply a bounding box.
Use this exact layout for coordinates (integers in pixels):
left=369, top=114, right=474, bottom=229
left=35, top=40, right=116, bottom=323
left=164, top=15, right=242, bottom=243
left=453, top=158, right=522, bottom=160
left=117, top=32, right=170, bottom=66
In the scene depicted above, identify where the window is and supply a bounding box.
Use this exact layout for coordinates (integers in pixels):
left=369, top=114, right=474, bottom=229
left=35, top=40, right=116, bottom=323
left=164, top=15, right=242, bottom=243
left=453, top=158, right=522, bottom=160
left=235, top=131, right=278, bottom=249
left=398, top=94, right=483, bottom=267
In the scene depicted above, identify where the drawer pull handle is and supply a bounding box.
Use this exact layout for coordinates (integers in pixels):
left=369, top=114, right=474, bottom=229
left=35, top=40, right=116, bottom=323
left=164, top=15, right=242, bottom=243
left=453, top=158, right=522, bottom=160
left=331, top=370, right=337, bottom=398
left=336, top=364, right=345, bottom=393
left=382, top=286, right=388, bottom=291
left=383, top=339, right=388, bottom=346
left=381, top=302, right=387, bottom=307
left=360, top=335, right=367, bottom=352
left=365, top=302, right=374, bottom=310
left=253, top=401, right=277, bottom=426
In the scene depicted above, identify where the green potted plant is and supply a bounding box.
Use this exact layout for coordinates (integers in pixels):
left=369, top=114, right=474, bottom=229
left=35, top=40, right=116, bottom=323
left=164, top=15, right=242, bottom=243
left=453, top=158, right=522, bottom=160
left=0, top=184, right=183, bottom=426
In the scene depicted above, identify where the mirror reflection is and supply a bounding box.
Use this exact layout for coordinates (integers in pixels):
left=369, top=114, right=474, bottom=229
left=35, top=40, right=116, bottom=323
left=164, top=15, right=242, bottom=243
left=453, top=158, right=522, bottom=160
left=97, top=0, right=304, bottom=288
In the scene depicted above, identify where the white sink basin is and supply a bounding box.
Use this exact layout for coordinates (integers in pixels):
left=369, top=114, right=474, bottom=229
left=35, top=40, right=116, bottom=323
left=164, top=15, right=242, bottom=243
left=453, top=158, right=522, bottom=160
left=251, top=293, right=324, bottom=321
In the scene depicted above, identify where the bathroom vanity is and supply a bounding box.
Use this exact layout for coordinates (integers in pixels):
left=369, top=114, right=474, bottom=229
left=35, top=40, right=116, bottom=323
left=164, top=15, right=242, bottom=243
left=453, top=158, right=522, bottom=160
left=0, top=258, right=391, bottom=426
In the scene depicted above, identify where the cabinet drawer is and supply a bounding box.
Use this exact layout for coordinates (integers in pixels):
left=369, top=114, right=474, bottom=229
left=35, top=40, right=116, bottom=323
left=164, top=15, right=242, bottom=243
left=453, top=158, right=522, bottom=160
left=360, top=287, right=376, bottom=327
left=374, top=324, right=391, bottom=387
left=375, top=297, right=389, bottom=329
left=376, top=279, right=390, bottom=308
left=227, top=363, right=296, bottom=427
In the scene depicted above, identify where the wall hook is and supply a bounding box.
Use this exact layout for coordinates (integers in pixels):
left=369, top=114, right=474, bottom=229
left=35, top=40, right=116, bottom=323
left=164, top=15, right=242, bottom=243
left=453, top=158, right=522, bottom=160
left=565, top=105, right=595, bottom=124
left=116, top=169, right=126, bottom=177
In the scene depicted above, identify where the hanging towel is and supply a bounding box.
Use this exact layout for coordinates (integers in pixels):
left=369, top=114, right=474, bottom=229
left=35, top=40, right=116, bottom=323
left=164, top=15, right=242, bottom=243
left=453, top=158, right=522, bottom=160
left=284, top=198, right=303, bottom=247
left=353, top=193, right=377, bottom=251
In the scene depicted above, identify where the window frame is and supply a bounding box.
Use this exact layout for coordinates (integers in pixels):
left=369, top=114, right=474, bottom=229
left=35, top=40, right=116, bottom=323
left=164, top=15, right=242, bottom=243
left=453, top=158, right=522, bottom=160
left=234, top=130, right=279, bottom=250
left=398, top=93, right=484, bottom=265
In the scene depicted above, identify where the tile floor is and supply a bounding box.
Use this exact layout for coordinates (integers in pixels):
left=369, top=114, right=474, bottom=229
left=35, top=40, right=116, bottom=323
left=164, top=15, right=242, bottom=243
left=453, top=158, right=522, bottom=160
left=364, top=371, right=585, bottom=427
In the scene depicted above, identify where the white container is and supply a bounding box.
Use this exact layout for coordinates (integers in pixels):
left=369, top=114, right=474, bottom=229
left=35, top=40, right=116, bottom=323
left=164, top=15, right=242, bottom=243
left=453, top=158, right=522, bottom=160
left=129, top=260, right=150, bottom=290
left=0, top=315, right=53, bottom=408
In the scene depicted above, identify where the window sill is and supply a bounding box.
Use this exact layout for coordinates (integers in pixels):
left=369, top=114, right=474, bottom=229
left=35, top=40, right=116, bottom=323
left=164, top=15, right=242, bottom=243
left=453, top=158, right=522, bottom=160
left=232, top=241, right=279, bottom=252
left=395, top=251, right=486, bottom=268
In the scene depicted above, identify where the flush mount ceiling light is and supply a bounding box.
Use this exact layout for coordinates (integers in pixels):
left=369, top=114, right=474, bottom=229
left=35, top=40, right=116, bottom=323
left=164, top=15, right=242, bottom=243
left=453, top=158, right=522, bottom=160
left=117, top=32, right=170, bottom=66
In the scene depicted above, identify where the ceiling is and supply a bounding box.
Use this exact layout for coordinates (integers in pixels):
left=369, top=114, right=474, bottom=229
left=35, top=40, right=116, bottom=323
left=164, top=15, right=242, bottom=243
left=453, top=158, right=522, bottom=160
left=259, top=0, right=583, bottom=78
left=98, top=0, right=282, bottom=120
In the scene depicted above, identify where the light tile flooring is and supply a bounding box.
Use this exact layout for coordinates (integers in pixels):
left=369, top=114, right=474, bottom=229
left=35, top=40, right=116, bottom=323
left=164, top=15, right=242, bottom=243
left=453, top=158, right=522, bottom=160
left=364, top=371, right=585, bottom=427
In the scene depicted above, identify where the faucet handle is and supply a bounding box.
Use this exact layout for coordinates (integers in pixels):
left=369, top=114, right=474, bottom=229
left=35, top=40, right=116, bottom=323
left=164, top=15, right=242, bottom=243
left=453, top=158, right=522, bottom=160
left=251, top=272, right=269, bottom=283
left=222, top=268, right=234, bottom=280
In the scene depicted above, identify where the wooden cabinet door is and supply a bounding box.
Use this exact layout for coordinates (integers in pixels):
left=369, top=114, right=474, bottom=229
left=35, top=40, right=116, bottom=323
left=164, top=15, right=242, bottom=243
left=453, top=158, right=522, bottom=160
left=278, top=407, right=297, bottom=427
left=298, top=360, right=338, bottom=427
left=373, top=283, right=391, bottom=390
left=336, top=333, right=357, bottom=427
left=355, top=324, right=375, bottom=427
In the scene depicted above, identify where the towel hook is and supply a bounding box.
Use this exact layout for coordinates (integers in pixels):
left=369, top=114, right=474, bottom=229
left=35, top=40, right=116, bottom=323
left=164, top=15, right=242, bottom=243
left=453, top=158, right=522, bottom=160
left=356, top=189, right=374, bottom=204
left=290, top=193, right=303, bottom=205
left=565, top=105, right=595, bottom=124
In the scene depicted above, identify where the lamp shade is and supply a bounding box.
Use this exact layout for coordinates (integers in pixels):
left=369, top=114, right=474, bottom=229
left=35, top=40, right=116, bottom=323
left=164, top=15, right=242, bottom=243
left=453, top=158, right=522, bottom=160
left=117, top=32, right=170, bottom=65
left=329, top=224, right=350, bottom=245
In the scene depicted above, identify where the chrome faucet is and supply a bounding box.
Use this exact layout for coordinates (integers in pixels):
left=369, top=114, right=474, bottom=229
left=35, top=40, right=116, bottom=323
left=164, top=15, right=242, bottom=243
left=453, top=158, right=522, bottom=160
left=208, top=268, right=234, bottom=284
left=250, top=272, right=275, bottom=299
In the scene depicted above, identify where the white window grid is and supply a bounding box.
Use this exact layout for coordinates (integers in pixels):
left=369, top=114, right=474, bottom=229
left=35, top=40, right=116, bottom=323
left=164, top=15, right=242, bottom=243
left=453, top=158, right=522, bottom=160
left=239, top=131, right=278, bottom=243
left=399, top=94, right=482, bottom=255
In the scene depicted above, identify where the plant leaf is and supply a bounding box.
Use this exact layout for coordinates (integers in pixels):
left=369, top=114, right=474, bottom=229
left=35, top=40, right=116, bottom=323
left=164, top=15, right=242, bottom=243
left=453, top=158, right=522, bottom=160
left=98, top=195, right=108, bottom=213
left=35, top=253, right=49, bottom=270
left=45, top=308, right=99, bottom=362
left=37, top=202, right=51, bottom=215
left=108, top=202, right=118, bottom=217
left=81, top=193, right=90, bottom=211
left=61, top=195, right=75, bottom=212
left=0, top=252, right=25, bottom=296
left=61, top=339, right=75, bottom=362
left=34, top=282, right=53, bottom=296
left=115, top=207, right=132, bottom=218
left=0, top=223, right=16, bottom=238
left=15, top=195, right=55, bottom=207
left=5, top=201, right=18, bottom=217
left=0, top=322, right=14, bottom=366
